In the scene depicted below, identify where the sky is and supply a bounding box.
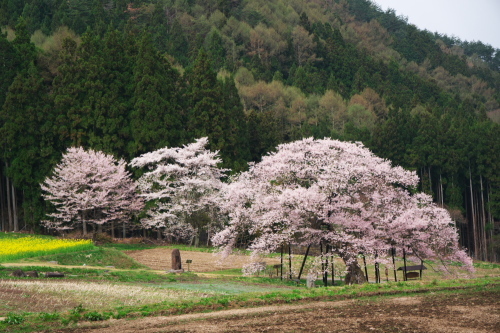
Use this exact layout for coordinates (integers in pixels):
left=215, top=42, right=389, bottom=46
left=371, top=0, right=500, bottom=49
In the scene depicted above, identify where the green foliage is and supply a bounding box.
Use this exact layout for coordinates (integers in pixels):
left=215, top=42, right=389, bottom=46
left=83, top=311, right=110, bottom=321
left=2, top=313, right=25, bottom=325
left=71, top=304, right=86, bottom=315
left=37, top=312, right=60, bottom=322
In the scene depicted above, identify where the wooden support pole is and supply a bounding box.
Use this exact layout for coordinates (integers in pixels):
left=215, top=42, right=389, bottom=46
left=331, top=260, right=335, bottom=286
left=363, top=254, right=369, bottom=282
left=403, top=248, right=407, bottom=281
left=297, top=244, right=311, bottom=280
left=392, top=247, right=397, bottom=282
left=323, top=244, right=329, bottom=287
left=280, top=244, right=284, bottom=280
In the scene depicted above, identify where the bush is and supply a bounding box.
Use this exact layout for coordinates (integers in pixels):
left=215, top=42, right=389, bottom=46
left=93, top=233, right=113, bottom=245
left=38, top=312, right=60, bottom=321
left=3, top=313, right=25, bottom=325
left=83, top=311, right=110, bottom=321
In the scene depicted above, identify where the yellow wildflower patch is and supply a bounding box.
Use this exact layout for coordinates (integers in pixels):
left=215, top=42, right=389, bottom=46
left=0, top=235, right=94, bottom=262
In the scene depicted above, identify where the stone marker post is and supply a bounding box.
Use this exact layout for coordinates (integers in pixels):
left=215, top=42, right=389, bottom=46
left=171, top=249, right=182, bottom=270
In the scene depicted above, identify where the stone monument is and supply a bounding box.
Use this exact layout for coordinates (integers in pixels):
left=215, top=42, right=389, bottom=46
left=170, top=248, right=184, bottom=273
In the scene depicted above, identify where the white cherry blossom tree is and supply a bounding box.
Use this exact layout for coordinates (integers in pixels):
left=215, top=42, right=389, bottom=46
left=41, top=147, right=143, bottom=236
left=130, top=137, right=227, bottom=244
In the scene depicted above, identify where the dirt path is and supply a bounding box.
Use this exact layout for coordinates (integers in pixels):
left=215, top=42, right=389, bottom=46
left=72, top=289, right=499, bottom=332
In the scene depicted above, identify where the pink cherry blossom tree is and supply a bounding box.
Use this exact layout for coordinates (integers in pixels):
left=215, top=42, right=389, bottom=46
left=212, top=138, right=473, bottom=284
left=41, top=147, right=144, bottom=236
left=130, top=137, right=227, bottom=244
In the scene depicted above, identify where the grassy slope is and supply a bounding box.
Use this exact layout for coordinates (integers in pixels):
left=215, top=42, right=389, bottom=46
left=1, top=233, right=499, bottom=332
left=23, top=247, right=148, bottom=269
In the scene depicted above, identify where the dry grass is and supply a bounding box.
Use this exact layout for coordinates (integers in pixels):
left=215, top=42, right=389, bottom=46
left=0, top=279, right=209, bottom=314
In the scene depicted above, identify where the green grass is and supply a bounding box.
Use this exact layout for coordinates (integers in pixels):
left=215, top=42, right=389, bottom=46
left=0, top=264, right=181, bottom=283
left=161, top=280, right=293, bottom=295
left=203, top=268, right=243, bottom=275
left=25, top=247, right=148, bottom=269
left=101, top=243, right=159, bottom=251
left=473, top=261, right=500, bottom=269
left=0, top=232, right=54, bottom=239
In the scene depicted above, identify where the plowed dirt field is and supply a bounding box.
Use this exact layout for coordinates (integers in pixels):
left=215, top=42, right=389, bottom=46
left=125, top=248, right=281, bottom=272
left=73, top=288, right=500, bottom=332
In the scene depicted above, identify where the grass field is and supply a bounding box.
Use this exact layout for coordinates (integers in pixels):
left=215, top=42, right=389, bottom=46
left=0, top=232, right=499, bottom=332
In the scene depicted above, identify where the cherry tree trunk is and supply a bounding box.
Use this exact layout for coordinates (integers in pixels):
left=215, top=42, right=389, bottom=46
left=342, top=254, right=367, bottom=285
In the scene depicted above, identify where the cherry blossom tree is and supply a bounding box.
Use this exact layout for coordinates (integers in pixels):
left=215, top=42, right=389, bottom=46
left=130, top=137, right=227, bottom=244
left=212, top=138, right=473, bottom=284
left=41, top=147, right=144, bottom=236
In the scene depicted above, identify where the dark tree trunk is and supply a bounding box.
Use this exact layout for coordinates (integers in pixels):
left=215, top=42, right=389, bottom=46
left=323, top=244, right=329, bottom=287
left=362, top=254, right=369, bottom=282
left=0, top=173, right=5, bottom=231
left=5, top=164, right=13, bottom=232
left=469, top=163, right=477, bottom=259
left=280, top=244, right=283, bottom=280
left=479, top=175, right=487, bottom=261
left=11, top=182, right=18, bottom=232
left=331, top=260, right=335, bottom=286
left=403, top=248, right=407, bottom=281
left=392, top=248, right=398, bottom=282
left=342, top=254, right=367, bottom=285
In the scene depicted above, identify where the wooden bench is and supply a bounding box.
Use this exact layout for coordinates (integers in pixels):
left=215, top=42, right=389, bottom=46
left=405, top=271, right=420, bottom=280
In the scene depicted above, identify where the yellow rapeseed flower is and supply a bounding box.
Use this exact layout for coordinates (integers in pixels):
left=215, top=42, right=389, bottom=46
left=0, top=235, right=94, bottom=262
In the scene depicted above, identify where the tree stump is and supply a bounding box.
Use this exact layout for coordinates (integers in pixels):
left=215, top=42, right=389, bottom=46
left=171, top=249, right=182, bottom=270
left=343, top=257, right=367, bottom=285
left=11, top=269, right=26, bottom=277
left=25, top=271, right=39, bottom=278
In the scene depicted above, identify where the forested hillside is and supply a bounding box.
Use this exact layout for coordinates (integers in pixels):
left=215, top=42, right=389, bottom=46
left=0, top=0, right=499, bottom=261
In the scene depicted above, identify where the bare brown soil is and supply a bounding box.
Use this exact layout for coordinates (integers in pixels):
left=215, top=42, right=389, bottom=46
left=72, top=289, right=499, bottom=332
left=125, top=248, right=281, bottom=272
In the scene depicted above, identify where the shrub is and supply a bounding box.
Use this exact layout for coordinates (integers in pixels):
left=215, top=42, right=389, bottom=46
left=38, top=312, right=60, bottom=321
left=3, top=313, right=25, bottom=325
left=84, top=311, right=110, bottom=321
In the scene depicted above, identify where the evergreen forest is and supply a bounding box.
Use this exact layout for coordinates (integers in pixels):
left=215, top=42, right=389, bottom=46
left=0, top=0, right=499, bottom=262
